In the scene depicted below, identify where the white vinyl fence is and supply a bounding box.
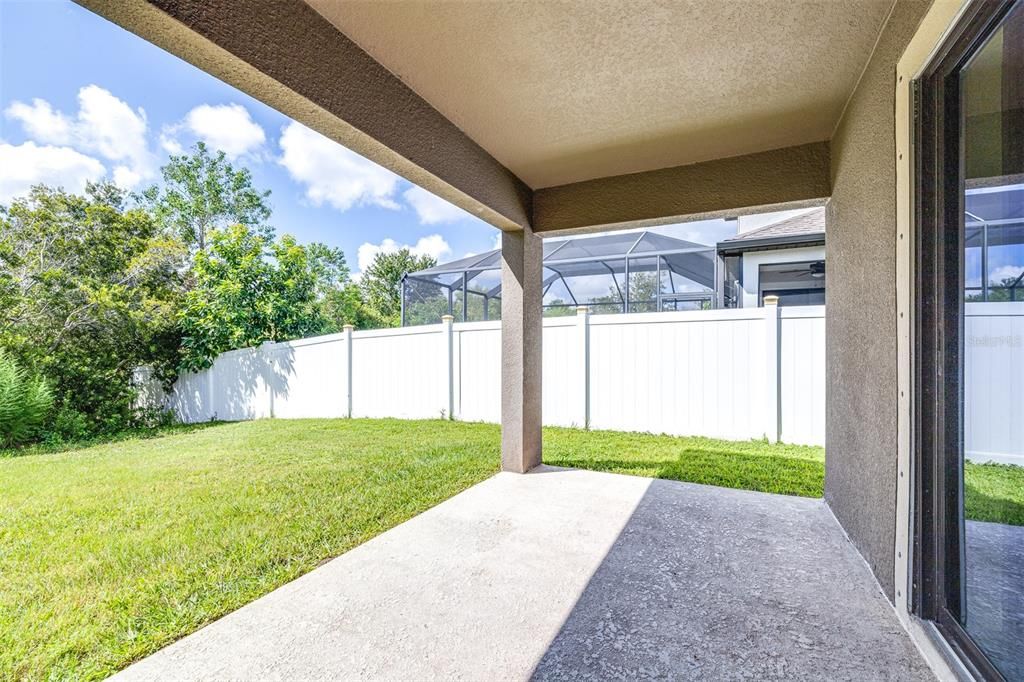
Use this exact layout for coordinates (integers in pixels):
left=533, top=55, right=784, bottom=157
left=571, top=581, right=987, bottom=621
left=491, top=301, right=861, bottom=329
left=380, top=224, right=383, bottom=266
left=143, top=301, right=1024, bottom=462
left=150, top=304, right=826, bottom=446
left=965, top=302, right=1024, bottom=465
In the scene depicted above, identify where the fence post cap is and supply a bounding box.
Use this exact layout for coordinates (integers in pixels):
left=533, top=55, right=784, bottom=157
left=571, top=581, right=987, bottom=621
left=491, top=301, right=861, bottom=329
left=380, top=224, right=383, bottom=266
left=342, top=324, right=354, bottom=331
left=576, top=305, right=590, bottom=314
left=763, top=295, right=780, bottom=306
left=441, top=314, right=455, bottom=323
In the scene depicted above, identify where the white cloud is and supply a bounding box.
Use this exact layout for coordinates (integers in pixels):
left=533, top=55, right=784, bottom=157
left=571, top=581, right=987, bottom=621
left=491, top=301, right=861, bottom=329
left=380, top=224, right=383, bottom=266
left=4, top=85, right=155, bottom=188
left=159, top=131, right=184, bottom=156
left=411, top=234, right=452, bottom=261
left=0, top=140, right=106, bottom=204
left=403, top=185, right=471, bottom=224
left=4, top=98, right=72, bottom=142
left=180, top=103, right=265, bottom=159
left=989, top=265, right=1024, bottom=284
left=354, top=234, right=452, bottom=279
left=278, top=121, right=400, bottom=212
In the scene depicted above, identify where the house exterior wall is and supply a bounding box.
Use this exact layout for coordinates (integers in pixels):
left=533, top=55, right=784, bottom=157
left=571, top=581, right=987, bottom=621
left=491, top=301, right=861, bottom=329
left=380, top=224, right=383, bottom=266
left=739, top=245, right=827, bottom=308
left=825, top=0, right=933, bottom=602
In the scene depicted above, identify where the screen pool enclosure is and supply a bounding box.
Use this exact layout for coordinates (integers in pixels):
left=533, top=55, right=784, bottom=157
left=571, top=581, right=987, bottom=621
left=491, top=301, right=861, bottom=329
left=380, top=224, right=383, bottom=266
left=401, top=231, right=717, bottom=326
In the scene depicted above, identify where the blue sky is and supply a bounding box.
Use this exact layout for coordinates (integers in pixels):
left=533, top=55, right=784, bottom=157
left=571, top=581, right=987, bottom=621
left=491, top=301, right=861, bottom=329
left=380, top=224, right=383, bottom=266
left=0, top=0, right=738, bottom=277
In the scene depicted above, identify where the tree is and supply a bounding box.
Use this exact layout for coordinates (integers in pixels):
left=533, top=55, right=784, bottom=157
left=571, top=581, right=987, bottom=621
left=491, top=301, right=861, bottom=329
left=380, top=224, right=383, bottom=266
left=588, top=271, right=661, bottom=313
left=178, top=225, right=343, bottom=371
left=303, top=242, right=350, bottom=298
left=360, top=249, right=436, bottom=326
left=0, top=183, right=185, bottom=437
left=321, top=283, right=389, bottom=331
left=966, top=274, right=1024, bottom=302
left=145, top=142, right=272, bottom=253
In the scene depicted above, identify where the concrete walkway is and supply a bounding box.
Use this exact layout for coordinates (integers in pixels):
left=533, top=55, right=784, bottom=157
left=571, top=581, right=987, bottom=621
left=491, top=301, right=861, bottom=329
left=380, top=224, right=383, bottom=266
left=114, top=467, right=932, bottom=681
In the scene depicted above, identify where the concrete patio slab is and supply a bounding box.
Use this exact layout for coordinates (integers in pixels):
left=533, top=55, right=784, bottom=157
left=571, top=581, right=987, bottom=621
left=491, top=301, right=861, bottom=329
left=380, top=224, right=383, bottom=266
left=113, top=467, right=932, bottom=681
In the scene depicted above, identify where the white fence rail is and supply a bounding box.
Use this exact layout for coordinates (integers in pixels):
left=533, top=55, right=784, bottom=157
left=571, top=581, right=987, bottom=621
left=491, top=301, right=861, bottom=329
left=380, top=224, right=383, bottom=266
left=147, top=301, right=1024, bottom=462
left=155, top=304, right=827, bottom=446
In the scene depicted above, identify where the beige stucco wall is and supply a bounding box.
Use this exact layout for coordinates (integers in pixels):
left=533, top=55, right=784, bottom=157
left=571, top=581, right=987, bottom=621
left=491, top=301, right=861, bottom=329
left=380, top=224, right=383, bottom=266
left=532, top=142, right=831, bottom=234
left=825, top=0, right=933, bottom=602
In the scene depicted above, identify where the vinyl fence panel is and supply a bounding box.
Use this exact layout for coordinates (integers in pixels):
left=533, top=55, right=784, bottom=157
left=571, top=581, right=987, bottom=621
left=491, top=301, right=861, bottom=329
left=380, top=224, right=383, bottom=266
left=158, top=305, right=832, bottom=448
left=965, top=303, right=1024, bottom=465
left=350, top=326, right=447, bottom=419
left=587, top=309, right=770, bottom=440
left=779, top=308, right=827, bottom=446
left=454, top=323, right=501, bottom=423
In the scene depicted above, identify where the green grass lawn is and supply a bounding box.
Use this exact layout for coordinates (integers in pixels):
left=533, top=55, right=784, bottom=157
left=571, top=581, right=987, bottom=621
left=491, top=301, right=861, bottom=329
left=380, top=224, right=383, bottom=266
left=0, top=419, right=500, bottom=680
left=0, top=418, right=1019, bottom=679
left=546, top=428, right=825, bottom=497
left=965, top=461, right=1024, bottom=526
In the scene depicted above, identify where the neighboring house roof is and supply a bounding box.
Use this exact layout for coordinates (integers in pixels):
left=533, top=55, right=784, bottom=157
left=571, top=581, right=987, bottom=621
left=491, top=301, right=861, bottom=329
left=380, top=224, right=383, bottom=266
left=410, top=230, right=711, bottom=278
left=717, top=208, right=826, bottom=254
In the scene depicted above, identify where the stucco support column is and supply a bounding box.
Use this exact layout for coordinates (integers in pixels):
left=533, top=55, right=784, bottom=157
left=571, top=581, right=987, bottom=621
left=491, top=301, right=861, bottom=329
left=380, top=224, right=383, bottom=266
left=501, top=227, right=543, bottom=473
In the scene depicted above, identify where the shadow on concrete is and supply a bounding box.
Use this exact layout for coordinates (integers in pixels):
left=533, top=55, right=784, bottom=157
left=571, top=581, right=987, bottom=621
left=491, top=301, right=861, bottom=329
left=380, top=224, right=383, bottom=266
left=529, top=478, right=932, bottom=680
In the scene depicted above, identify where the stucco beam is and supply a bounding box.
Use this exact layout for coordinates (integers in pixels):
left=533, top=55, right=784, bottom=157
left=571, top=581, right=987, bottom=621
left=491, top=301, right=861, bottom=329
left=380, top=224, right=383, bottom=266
left=532, top=142, right=831, bottom=235
left=75, top=0, right=532, bottom=231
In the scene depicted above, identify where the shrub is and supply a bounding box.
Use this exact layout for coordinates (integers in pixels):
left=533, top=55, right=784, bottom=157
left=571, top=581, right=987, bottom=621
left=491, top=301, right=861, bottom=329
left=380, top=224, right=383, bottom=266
left=43, top=405, right=91, bottom=445
left=0, top=350, right=54, bottom=447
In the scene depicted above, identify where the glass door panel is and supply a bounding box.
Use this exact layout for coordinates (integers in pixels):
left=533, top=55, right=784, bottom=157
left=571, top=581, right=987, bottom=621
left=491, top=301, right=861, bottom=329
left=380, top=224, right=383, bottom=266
left=958, top=2, right=1024, bottom=677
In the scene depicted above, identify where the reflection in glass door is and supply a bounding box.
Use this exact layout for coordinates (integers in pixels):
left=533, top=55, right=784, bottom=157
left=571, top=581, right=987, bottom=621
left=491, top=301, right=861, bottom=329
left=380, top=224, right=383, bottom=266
left=961, top=3, right=1024, bottom=678
left=917, top=1, right=1023, bottom=679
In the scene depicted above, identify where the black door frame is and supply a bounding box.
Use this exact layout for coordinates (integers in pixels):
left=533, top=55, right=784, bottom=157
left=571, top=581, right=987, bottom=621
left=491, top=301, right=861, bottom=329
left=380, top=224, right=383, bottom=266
left=913, top=1, right=1018, bottom=679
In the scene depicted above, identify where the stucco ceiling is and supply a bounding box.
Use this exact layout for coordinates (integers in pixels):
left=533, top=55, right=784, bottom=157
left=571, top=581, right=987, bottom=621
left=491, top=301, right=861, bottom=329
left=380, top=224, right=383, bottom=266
left=305, top=0, right=894, bottom=189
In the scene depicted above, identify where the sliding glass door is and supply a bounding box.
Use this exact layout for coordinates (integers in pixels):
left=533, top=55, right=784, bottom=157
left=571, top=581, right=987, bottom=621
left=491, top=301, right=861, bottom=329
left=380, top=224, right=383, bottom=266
left=916, top=1, right=1024, bottom=679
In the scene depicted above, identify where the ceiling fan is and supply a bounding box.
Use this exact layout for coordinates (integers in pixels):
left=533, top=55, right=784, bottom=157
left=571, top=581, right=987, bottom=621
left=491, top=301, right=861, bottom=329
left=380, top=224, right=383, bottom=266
left=778, top=261, right=825, bottom=279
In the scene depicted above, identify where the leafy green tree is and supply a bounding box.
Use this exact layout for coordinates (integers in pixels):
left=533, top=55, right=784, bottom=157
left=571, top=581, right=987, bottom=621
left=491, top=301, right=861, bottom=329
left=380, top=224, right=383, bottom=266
left=543, top=299, right=577, bottom=317
left=303, top=242, right=350, bottom=298
left=0, top=183, right=185, bottom=437
left=966, top=274, right=1024, bottom=302
left=321, top=283, right=389, bottom=331
left=145, top=142, right=272, bottom=252
left=361, top=249, right=436, bottom=326
left=178, top=225, right=342, bottom=371
left=586, top=271, right=661, bottom=313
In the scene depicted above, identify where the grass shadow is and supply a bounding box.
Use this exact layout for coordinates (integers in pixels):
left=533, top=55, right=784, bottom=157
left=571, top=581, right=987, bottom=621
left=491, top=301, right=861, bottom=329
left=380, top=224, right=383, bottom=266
left=965, top=462, right=1024, bottom=526
left=546, top=447, right=825, bottom=498
left=966, top=479, right=1024, bottom=526
left=0, top=420, right=229, bottom=459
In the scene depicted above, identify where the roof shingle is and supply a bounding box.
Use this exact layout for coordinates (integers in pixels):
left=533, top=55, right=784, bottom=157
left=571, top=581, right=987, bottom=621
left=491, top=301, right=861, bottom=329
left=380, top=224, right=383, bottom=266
left=723, top=208, right=825, bottom=243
